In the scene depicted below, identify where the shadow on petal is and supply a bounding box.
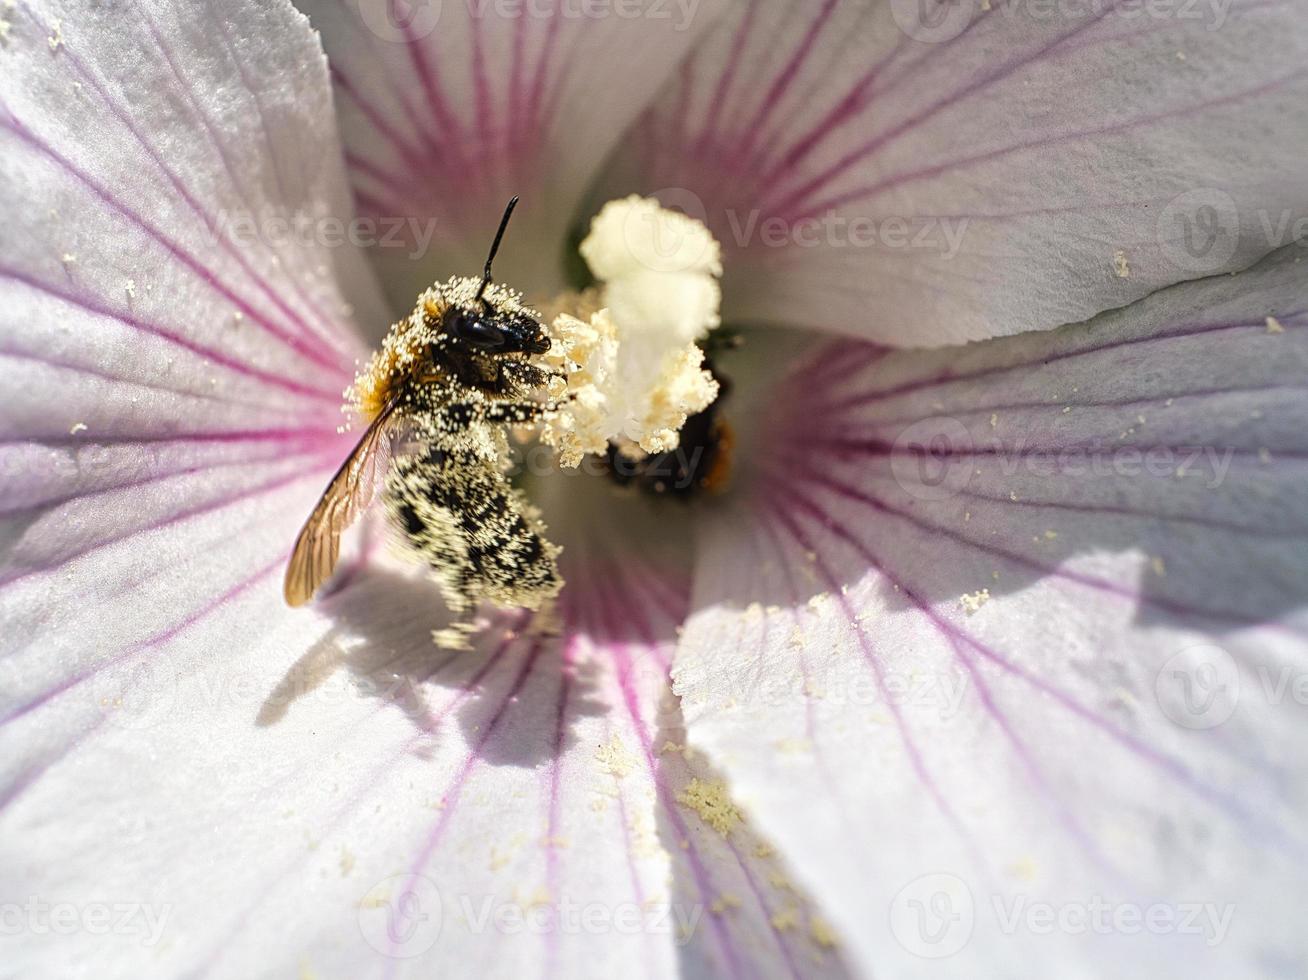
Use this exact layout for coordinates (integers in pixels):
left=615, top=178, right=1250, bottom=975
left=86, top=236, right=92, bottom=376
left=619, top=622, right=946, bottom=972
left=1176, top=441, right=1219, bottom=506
left=256, top=563, right=607, bottom=769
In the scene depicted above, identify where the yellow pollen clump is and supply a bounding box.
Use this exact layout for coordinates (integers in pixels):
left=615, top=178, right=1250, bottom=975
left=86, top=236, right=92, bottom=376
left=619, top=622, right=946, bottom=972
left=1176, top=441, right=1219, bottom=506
left=810, top=915, right=839, bottom=948
left=710, top=894, right=742, bottom=914
left=595, top=735, right=637, bottom=778
left=770, top=907, right=800, bottom=931
left=676, top=777, right=743, bottom=836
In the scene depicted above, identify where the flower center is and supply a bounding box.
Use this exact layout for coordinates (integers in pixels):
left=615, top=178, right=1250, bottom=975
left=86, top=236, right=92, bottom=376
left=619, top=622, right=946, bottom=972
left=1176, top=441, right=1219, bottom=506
left=330, top=198, right=733, bottom=615
left=538, top=196, right=733, bottom=496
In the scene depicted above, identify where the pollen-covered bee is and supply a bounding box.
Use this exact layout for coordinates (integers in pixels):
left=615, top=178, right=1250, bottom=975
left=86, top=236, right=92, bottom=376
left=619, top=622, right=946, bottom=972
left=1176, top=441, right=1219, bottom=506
left=284, top=198, right=563, bottom=612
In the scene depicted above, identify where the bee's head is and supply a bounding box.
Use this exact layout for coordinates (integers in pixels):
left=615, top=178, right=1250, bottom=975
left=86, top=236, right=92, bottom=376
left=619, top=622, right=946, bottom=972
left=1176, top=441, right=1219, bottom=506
left=432, top=196, right=552, bottom=358
left=440, top=303, right=550, bottom=356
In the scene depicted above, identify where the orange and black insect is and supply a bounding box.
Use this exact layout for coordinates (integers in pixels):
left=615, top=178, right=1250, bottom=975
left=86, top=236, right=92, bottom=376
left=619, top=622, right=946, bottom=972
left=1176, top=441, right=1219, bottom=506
left=284, top=198, right=562, bottom=612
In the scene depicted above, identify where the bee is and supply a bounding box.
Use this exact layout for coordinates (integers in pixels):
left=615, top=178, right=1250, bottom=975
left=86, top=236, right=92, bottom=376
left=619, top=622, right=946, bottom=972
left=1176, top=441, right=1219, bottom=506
left=284, top=198, right=563, bottom=613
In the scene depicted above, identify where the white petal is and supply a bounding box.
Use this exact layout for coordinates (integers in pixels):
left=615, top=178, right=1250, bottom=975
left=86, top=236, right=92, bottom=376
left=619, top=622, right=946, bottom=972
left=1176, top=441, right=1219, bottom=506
left=675, top=246, right=1308, bottom=977
left=594, top=0, right=1308, bottom=346
left=2, top=536, right=859, bottom=978
left=0, top=0, right=377, bottom=619
left=0, top=0, right=375, bottom=737
left=295, top=0, right=732, bottom=305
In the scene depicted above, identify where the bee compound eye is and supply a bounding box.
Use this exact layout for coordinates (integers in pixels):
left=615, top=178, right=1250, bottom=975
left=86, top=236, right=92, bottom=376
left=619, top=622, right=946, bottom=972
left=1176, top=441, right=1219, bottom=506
left=451, top=312, right=506, bottom=349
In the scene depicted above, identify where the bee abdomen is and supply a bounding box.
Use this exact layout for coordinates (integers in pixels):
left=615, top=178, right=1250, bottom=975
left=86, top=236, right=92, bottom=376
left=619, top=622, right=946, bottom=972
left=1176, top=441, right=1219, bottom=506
left=385, top=443, right=561, bottom=612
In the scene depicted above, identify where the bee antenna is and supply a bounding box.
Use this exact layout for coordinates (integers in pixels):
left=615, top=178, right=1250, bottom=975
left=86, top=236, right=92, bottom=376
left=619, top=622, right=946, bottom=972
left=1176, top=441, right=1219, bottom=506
left=474, top=196, right=519, bottom=307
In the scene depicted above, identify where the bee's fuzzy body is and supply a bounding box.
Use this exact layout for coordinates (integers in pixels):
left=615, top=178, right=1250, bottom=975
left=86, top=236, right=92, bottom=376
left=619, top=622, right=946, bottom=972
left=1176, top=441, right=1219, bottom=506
left=385, top=370, right=561, bottom=613
left=283, top=200, right=566, bottom=612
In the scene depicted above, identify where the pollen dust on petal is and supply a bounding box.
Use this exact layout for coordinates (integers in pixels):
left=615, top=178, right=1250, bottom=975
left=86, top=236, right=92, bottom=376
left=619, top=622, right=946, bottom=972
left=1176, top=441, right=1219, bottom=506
left=594, top=735, right=636, bottom=778
left=676, top=777, right=742, bottom=836
left=810, top=914, right=839, bottom=949
left=709, top=894, right=742, bottom=915
left=770, top=907, right=800, bottom=931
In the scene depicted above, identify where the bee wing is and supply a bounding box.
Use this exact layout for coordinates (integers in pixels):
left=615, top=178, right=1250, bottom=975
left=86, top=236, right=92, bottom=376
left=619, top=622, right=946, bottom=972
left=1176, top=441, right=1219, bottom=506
left=283, top=402, right=399, bottom=607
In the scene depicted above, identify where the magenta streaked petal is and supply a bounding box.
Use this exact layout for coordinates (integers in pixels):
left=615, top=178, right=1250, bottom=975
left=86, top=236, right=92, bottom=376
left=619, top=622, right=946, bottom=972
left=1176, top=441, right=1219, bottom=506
left=0, top=0, right=382, bottom=647
left=0, top=1, right=387, bottom=366
left=0, top=0, right=375, bottom=729
left=0, top=0, right=385, bottom=456
left=675, top=247, right=1308, bottom=976
left=0, top=1, right=402, bottom=971
left=1, top=542, right=855, bottom=977
left=297, top=0, right=731, bottom=304
left=596, top=0, right=1308, bottom=346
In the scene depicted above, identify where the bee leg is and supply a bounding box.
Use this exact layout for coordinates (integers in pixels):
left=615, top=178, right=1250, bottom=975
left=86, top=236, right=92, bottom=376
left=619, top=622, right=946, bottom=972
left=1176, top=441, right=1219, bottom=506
left=489, top=359, right=550, bottom=395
